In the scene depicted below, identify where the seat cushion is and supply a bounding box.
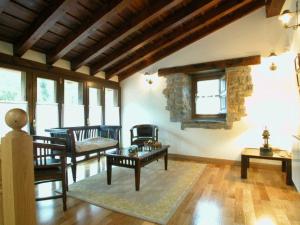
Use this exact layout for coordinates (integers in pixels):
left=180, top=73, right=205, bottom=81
left=75, top=137, right=118, bottom=153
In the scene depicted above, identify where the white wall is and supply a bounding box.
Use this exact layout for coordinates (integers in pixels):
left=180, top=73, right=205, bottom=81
left=121, top=8, right=300, bottom=160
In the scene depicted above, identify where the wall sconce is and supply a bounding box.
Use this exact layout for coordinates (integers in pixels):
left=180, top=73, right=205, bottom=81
left=269, top=52, right=277, bottom=71
left=144, top=72, right=153, bottom=85
left=279, top=0, right=299, bottom=29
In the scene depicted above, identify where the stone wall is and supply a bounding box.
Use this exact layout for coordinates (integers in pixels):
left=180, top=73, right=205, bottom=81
left=162, top=66, right=253, bottom=129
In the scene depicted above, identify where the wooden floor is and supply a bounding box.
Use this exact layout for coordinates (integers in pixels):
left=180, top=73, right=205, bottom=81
left=36, top=158, right=300, bottom=225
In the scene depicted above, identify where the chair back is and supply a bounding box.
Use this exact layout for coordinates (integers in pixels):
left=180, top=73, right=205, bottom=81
left=130, top=124, right=158, bottom=146
left=32, top=136, right=66, bottom=169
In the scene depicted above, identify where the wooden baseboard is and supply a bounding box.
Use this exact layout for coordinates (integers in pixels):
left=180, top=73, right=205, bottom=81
left=168, top=153, right=282, bottom=169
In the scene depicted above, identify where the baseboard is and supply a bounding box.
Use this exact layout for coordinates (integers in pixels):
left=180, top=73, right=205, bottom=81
left=168, top=153, right=282, bottom=169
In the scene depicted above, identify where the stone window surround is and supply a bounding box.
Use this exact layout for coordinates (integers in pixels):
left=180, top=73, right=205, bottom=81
left=162, top=66, right=253, bottom=129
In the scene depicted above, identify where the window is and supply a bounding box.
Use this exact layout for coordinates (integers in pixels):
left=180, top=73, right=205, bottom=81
left=63, top=80, right=84, bottom=127
left=0, top=68, right=28, bottom=137
left=105, top=88, right=120, bottom=125
left=192, top=71, right=226, bottom=119
left=88, top=87, right=102, bottom=125
left=35, top=78, right=59, bottom=135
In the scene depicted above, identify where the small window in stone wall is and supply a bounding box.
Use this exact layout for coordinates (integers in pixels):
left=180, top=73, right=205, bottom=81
left=191, top=71, right=226, bottom=120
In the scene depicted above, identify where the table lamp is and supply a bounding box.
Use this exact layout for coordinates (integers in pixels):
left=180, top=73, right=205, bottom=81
left=260, top=127, right=273, bottom=156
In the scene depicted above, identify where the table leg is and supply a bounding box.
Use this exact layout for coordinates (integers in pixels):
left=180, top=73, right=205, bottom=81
left=135, top=160, right=141, bottom=191
left=286, top=159, right=293, bottom=185
left=164, top=151, right=168, bottom=170
left=282, top=160, right=287, bottom=172
left=107, top=158, right=112, bottom=185
left=241, top=155, right=248, bottom=179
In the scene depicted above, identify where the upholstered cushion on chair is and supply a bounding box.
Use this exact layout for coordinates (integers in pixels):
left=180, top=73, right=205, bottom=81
left=75, top=137, right=118, bottom=153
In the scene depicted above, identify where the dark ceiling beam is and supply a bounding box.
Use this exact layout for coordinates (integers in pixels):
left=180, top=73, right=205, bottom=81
left=158, top=55, right=261, bottom=75
left=46, top=0, right=126, bottom=65
left=14, top=0, right=74, bottom=56
left=0, top=0, right=9, bottom=14
left=90, top=0, right=214, bottom=75
left=105, top=0, right=247, bottom=80
left=117, top=0, right=265, bottom=81
left=71, top=0, right=180, bottom=71
left=265, top=0, right=286, bottom=17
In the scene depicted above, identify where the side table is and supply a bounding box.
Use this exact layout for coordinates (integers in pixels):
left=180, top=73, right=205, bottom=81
left=241, top=148, right=292, bottom=185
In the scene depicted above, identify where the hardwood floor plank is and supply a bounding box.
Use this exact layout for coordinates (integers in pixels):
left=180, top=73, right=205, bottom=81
left=36, top=158, right=300, bottom=225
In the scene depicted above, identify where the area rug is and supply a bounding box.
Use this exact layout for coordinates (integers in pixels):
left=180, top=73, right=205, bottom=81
left=67, top=160, right=206, bottom=224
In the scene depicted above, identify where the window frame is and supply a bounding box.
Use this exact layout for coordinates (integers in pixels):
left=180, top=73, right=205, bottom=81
left=191, top=71, right=226, bottom=120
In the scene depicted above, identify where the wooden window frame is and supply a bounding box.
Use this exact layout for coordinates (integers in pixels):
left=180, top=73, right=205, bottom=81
left=191, top=71, right=226, bottom=120
left=0, top=57, right=120, bottom=134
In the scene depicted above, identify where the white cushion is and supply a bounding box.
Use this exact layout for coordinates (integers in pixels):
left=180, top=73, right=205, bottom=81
left=75, top=137, right=118, bottom=153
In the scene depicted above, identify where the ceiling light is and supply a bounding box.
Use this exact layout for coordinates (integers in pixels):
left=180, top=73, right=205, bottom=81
left=279, top=1, right=299, bottom=29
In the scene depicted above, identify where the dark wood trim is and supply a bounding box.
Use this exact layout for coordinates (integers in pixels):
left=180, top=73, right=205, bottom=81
left=26, top=71, right=34, bottom=135
left=14, top=0, right=74, bottom=56
left=159, top=56, right=261, bottom=76
left=168, top=153, right=283, bottom=169
left=46, top=0, right=125, bottom=65
left=265, top=0, right=286, bottom=17
left=89, top=0, right=213, bottom=75
left=101, top=87, right=105, bottom=125
left=83, top=81, right=88, bottom=126
left=118, top=1, right=264, bottom=81
left=106, top=0, right=248, bottom=79
left=72, top=0, right=179, bottom=71
left=0, top=52, right=119, bottom=89
left=58, top=77, right=64, bottom=128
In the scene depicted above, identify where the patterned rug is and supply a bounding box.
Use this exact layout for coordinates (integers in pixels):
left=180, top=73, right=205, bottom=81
left=67, top=160, right=206, bottom=224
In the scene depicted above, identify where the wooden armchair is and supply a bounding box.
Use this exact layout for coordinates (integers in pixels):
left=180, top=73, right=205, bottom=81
left=33, top=136, right=68, bottom=211
left=130, top=124, right=158, bottom=146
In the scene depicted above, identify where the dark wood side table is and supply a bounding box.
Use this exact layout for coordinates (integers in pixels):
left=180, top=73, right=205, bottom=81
left=241, top=148, right=292, bottom=185
left=105, top=145, right=169, bottom=191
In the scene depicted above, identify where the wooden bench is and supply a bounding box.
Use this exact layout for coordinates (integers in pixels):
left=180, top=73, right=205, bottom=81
left=46, top=125, right=121, bottom=182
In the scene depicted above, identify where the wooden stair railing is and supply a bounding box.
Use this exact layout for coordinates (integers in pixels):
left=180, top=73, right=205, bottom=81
left=0, top=108, right=36, bottom=225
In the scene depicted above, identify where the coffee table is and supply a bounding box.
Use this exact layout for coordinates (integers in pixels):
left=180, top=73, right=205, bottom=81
left=105, top=145, right=169, bottom=191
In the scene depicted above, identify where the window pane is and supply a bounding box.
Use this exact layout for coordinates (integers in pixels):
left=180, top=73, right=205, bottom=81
left=89, top=106, right=102, bottom=125
left=63, top=105, right=85, bottom=127
left=0, top=68, right=28, bottom=138
left=89, top=88, right=101, bottom=106
left=35, top=78, right=59, bottom=135
left=196, top=79, right=220, bottom=115
left=37, top=78, right=56, bottom=103
left=105, top=88, right=119, bottom=125
left=89, top=87, right=102, bottom=125
left=64, top=80, right=83, bottom=105
left=36, top=104, right=59, bottom=135
left=63, top=80, right=84, bottom=127
left=0, top=68, right=25, bottom=101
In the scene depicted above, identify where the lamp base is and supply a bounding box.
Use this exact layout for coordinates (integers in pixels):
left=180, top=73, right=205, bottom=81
left=260, top=147, right=273, bottom=156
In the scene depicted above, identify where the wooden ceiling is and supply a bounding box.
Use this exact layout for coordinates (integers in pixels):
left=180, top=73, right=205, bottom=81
left=0, top=0, right=284, bottom=81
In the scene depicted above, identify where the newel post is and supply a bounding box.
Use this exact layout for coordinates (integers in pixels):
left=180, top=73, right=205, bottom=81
left=1, top=109, right=36, bottom=225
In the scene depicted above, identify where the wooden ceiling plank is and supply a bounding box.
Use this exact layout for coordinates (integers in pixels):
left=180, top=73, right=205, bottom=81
left=14, top=0, right=75, bottom=57
left=0, top=0, right=10, bottom=14
left=105, top=0, right=246, bottom=79
left=71, top=0, right=181, bottom=71
left=90, top=0, right=214, bottom=75
left=117, top=0, right=265, bottom=81
left=158, top=55, right=261, bottom=75
left=265, top=0, right=286, bottom=17
left=46, top=0, right=126, bottom=65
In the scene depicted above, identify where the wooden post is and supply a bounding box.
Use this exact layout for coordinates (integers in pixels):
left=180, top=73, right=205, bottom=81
left=0, top=145, right=3, bottom=225
left=1, top=108, right=36, bottom=225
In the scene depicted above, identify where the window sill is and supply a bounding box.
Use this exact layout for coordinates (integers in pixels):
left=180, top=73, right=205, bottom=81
left=181, top=118, right=231, bottom=130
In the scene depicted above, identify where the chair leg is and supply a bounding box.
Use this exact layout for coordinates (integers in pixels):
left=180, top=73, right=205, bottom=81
left=62, top=178, right=67, bottom=211
left=97, top=152, right=101, bottom=162
left=71, top=157, right=77, bottom=182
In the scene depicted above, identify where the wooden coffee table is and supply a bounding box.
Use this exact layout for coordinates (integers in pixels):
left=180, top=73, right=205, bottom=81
left=105, top=145, right=169, bottom=191
left=241, top=148, right=292, bottom=185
